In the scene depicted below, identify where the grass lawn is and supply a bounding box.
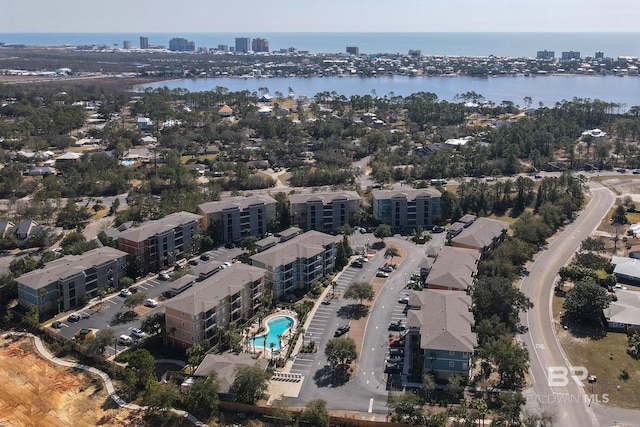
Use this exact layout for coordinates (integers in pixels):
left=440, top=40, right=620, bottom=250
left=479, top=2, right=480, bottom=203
left=553, top=295, right=640, bottom=409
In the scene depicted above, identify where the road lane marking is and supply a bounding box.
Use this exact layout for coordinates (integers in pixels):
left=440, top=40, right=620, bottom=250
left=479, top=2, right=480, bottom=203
left=368, top=398, right=374, bottom=413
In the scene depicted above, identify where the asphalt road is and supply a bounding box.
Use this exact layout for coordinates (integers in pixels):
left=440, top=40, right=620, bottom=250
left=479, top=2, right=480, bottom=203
left=519, top=181, right=630, bottom=427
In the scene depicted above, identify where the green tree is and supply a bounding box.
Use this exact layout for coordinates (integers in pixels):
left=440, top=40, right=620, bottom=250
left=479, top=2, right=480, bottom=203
left=422, top=372, right=436, bottom=399
left=446, top=373, right=466, bottom=401
left=344, top=281, right=374, bottom=307
left=143, top=379, right=179, bottom=417
left=126, top=349, right=157, bottom=389
left=141, top=312, right=165, bottom=336
left=85, top=328, right=117, bottom=355
left=230, top=365, right=270, bottom=404
left=384, top=246, right=400, bottom=266
left=325, top=337, right=358, bottom=365
left=389, top=391, right=423, bottom=424
left=612, top=204, right=628, bottom=225
left=472, top=276, right=533, bottom=330
left=186, top=339, right=211, bottom=374
left=480, top=334, right=529, bottom=389
left=563, top=278, right=611, bottom=323
left=55, top=200, right=91, bottom=231
left=270, top=399, right=297, bottom=427
left=123, top=293, right=146, bottom=312
left=22, top=304, right=39, bottom=329
left=182, top=372, right=220, bottom=420
left=300, top=399, right=330, bottom=427
left=373, top=224, right=392, bottom=241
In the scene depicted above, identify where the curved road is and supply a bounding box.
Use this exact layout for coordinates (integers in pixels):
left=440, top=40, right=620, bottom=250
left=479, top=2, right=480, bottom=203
left=520, top=181, right=640, bottom=427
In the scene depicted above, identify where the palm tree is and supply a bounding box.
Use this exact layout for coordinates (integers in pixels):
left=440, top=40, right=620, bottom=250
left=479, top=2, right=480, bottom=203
left=269, top=342, right=276, bottom=361
left=384, top=246, right=400, bottom=266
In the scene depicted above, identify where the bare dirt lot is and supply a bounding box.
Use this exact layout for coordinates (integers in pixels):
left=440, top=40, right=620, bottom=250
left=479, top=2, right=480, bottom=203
left=0, top=335, right=139, bottom=427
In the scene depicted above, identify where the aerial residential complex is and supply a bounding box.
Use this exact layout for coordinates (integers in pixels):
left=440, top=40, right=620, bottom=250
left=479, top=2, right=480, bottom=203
left=289, top=191, right=360, bottom=233
left=250, top=230, right=339, bottom=299
left=16, top=247, right=128, bottom=314
left=197, top=195, right=277, bottom=243
left=372, top=188, right=442, bottom=231
left=117, top=211, right=202, bottom=275
left=163, top=264, right=266, bottom=348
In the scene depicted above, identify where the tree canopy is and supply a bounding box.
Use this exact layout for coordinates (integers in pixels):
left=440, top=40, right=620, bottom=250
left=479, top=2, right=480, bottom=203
left=563, top=278, right=611, bottom=323
left=230, top=365, right=270, bottom=404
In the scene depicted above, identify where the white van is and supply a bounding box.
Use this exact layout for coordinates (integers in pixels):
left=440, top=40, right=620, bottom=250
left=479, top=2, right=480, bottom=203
left=118, top=335, right=133, bottom=346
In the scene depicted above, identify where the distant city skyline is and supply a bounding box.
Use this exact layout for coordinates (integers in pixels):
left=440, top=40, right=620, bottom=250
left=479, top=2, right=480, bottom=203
left=2, top=0, right=639, bottom=33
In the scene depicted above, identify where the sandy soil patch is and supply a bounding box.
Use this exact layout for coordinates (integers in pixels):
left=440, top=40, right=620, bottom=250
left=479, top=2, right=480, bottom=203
left=0, top=335, right=138, bottom=427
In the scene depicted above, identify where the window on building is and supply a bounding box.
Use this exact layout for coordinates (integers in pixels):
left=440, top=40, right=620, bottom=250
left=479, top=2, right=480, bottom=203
left=449, top=361, right=455, bottom=367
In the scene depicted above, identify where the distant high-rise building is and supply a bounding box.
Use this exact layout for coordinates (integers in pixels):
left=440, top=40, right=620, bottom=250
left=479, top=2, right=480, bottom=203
left=346, top=46, right=359, bottom=56
left=595, top=51, right=604, bottom=59
left=252, top=38, right=269, bottom=53
left=140, top=36, right=149, bottom=49
left=536, top=50, right=555, bottom=60
left=123, top=40, right=132, bottom=50
left=217, top=44, right=229, bottom=52
left=561, top=51, right=580, bottom=60
left=408, top=49, right=422, bottom=58
left=169, top=37, right=195, bottom=52
left=235, top=37, right=250, bottom=53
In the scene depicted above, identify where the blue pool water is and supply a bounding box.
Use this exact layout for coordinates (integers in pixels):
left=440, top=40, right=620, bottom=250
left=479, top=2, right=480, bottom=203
left=252, top=316, right=294, bottom=350
left=120, top=160, right=135, bottom=166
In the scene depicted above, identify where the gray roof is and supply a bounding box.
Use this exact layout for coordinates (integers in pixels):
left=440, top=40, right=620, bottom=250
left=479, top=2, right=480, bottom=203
left=0, top=221, right=15, bottom=237
left=612, top=256, right=640, bottom=280
left=458, top=214, right=476, bottom=225
left=604, top=289, right=640, bottom=326
left=372, top=187, right=441, bottom=201
left=277, top=226, right=302, bottom=240
left=117, top=211, right=202, bottom=243
left=193, top=353, right=268, bottom=394
left=250, top=231, right=339, bottom=268
left=426, top=246, right=480, bottom=290
left=198, top=195, right=277, bottom=214
left=15, top=219, right=38, bottom=237
left=163, top=264, right=265, bottom=315
left=289, top=190, right=361, bottom=204
left=15, top=247, right=128, bottom=290
left=406, top=289, right=477, bottom=353
left=451, top=217, right=509, bottom=250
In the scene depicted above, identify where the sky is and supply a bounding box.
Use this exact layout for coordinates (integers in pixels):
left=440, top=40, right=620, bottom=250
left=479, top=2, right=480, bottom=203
left=2, top=0, right=639, bottom=33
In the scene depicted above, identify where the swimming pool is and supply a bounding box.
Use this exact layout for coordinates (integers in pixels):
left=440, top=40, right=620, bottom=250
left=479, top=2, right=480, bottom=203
left=252, top=315, right=294, bottom=350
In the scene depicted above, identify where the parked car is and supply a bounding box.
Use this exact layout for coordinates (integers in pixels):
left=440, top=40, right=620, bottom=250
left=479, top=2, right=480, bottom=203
left=189, top=259, right=199, bottom=266
left=390, top=339, right=405, bottom=348
left=398, top=296, right=410, bottom=304
left=158, top=271, right=171, bottom=281
left=357, top=256, right=368, bottom=263
left=386, top=356, right=404, bottom=364
left=119, top=288, right=132, bottom=297
left=67, top=313, right=81, bottom=323
left=351, top=261, right=363, bottom=268
left=380, top=265, right=394, bottom=272
left=145, top=298, right=158, bottom=308
left=376, top=271, right=390, bottom=278
left=51, top=321, right=63, bottom=328
left=388, top=322, right=406, bottom=331
left=334, top=325, right=350, bottom=337
left=389, top=347, right=404, bottom=356
left=432, top=225, right=445, bottom=233
left=200, top=253, right=211, bottom=261
left=118, top=335, right=133, bottom=346
left=131, top=328, right=146, bottom=338
left=384, top=363, right=402, bottom=374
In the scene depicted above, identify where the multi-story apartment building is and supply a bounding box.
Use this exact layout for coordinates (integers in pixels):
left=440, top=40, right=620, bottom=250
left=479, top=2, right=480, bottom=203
left=450, top=217, right=509, bottom=259
left=536, top=50, right=555, bottom=60
left=118, top=211, right=202, bottom=275
left=169, top=37, right=195, bottom=52
left=139, top=36, right=149, bottom=49
left=197, top=195, right=277, bottom=243
left=250, top=231, right=339, bottom=300
left=164, top=264, right=266, bottom=348
left=235, top=37, right=250, bottom=53
left=424, top=246, right=480, bottom=291
left=372, top=188, right=442, bottom=231
left=406, top=289, right=477, bottom=380
left=289, top=191, right=360, bottom=233
left=252, top=38, right=269, bottom=53
left=16, top=247, right=127, bottom=315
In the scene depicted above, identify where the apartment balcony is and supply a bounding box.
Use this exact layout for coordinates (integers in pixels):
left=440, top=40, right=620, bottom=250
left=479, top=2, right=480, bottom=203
left=253, top=291, right=263, bottom=300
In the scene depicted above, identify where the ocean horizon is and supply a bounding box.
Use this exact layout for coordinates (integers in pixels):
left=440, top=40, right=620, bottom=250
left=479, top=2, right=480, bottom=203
left=1, top=32, right=640, bottom=58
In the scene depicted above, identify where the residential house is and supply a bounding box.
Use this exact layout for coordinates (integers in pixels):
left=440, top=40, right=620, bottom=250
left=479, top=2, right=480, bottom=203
left=628, top=245, right=640, bottom=260
left=372, top=188, right=442, bottom=232
left=16, top=247, right=127, bottom=315
left=289, top=191, right=360, bottom=233
left=604, top=289, right=640, bottom=331
left=218, top=104, right=233, bottom=117
left=424, top=246, right=480, bottom=291
left=55, top=151, right=82, bottom=164
left=0, top=221, right=15, bottom=238
left=197, top=195, right=277, bottom=243
left=164, top=264, right=266, bottom=348
left=450, top=217, right=509, bottom=258
left=250, top=231, right=339, bottom=300
left=122, top=147, right=153, bottom=163
left=193, top=354, right=268, bottom=399
left=405, top=289, right=477, bottom=380
left=118, top=211, right=202, bottom=275
left=611, top=256, right=640, bottom=285
left=137, top=117, right=153, bottom=130
left=15, top=219, right=39, bottom=241
left=28, top=166, right=57, bottom=177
